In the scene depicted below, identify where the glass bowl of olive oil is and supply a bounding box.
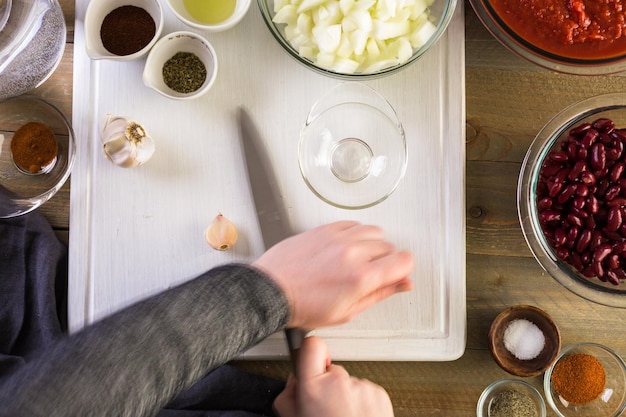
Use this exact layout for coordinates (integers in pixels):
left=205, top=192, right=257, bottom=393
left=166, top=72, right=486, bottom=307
left=165, top=0, right=251, bottom=32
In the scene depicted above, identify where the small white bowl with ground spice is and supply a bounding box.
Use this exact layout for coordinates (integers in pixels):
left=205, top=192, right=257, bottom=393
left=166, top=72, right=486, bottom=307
left=143, top=31, right=218, bottom=100
left=544, top=342, right=626, bottom=417
left=489, top=305, right=561, bottom=377
left=477, top=379, right=547, bottom=417
left=0, top=95, right=75, bottom=218
left=85, top=0, right=163, bottom=61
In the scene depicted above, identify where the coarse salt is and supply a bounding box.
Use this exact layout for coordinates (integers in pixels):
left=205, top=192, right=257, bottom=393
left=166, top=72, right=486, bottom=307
left=503, top=318, right=545, bottom=360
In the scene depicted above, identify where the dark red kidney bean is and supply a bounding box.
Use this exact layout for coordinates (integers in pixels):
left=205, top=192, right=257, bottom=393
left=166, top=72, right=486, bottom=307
left=568, top=160, right=587, bottom=181
left=548, top=181, right=563, bottom=198
left=604, top=230, right=623, bottom=241
left=581, top=252, right=592, bottom=264
left=582, top=266, right=596, bottom=278
left=541, top=162, right=562, bottom=177
left=558, top=184, right=577, bottom=204
left=593, top=260, right=605, bottom=278
left=570, top=252, right=584, bottom=271
left=567, top=226, right=579, bottom=243
left=606, top=270, right=621, bottom=285
left=578, top=148, right=588, bottom=160
left=537, top=197, right=553, bottom=210
left=556, top=247, right=570, bottom=260
left=539, top=210, right=561, bottom=223
left=581, top=129, right=599, bottom=148
left=591, top=143, right=607, bottom=171
left=613, top=267, right=626, bottom=279
left=555, top=168, right=570, bottom=183
left=611, top=162, right=626, bottom=182
left=593, top=244, right=613, bottom=263
left=590, top=230, right=605, bottom=251
left=585, top=215, right=596, bottom=229
left=608, top=197, right=626, bottom=207
left=580, top=170, right=596, bottom=185
left=554, top=228, right=567, bottom=247
left=571, top=122, right=592, bottom=136
left=576, top=184, right=589, bottom=197
left=606, top=185, right=621, bottom=201
left=570, top=207, right=589, bottom=219
left=566, top=213, right=584, bottom=227
left=567, top=142, right=578, bottom=159
left=607, top=206, right=624, bottom=232
left=608, top=147, right=622, bottom=161
left=576, top=229, right=593, bottom=253
left=613, top=241, right=626, bottom=253
left=550, top=151, right=569, bottom=162
left=608, top=254, right=620, bottom=270
left=587, top=195, right=600, bottom=214
left=600, top=133, right=612, bottom=145
left=612, top=129, right=626, bottom=141
left=594, top=118, right=615, bottom=133
left=572, top=196, right=586, bottom=210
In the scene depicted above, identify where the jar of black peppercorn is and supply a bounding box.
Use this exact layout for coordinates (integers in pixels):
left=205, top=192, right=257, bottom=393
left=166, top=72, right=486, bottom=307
left=84, top=0, right=163, bottom=61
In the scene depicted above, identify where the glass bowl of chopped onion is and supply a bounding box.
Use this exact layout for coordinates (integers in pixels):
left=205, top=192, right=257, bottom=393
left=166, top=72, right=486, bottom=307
left=544, top=343, right=626, bottom=417
left=257, top=0, right=457, bottom=79
left=0, top=95, right=76, bottom=218
left=518, top=93, right=626, bottom=308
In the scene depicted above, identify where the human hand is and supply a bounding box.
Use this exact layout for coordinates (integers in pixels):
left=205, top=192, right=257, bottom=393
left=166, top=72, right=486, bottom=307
left=252, top=221, right=414, bottom=330
left=273, top=336, right=394, bottom=417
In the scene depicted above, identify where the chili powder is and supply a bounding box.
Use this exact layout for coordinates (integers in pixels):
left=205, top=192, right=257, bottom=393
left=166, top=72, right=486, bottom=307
left=551, top=353, right=605, bottom=404
left=10, top=122, right=58, bottom=174
left=100, top=6, right=156, bottom=56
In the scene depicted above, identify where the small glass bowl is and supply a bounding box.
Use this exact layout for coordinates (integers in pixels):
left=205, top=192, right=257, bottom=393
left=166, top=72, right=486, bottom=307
left=0, top=95, right=75, bottom=218
left=298, top=82, right=407, bottom=209
left=477, top=379, right=547, bottom=417
left=518, top=93, right=626, bottom=308
left=257, top=0, right=457, bottom=79
left=469, top=0, right=626, bottom=74
left=544, top=343, right=626, bottom=417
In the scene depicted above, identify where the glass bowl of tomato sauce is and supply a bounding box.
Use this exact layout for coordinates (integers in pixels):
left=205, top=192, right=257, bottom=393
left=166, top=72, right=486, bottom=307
left=470, top=0, right=626, bottom=74
left=518, top=93, right=626, bottom=307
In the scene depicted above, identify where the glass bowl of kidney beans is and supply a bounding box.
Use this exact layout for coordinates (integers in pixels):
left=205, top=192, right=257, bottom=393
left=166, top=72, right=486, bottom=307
left=519, top=93, right=626, bottom=308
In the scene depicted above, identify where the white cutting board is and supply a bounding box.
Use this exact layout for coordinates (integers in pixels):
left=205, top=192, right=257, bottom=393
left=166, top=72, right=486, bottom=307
left=70, top=0, right=466, bottom=360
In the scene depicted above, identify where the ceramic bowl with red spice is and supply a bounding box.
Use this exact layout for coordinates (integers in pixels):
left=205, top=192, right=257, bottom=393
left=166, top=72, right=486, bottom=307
left=469, top=0, right=626, bottom=74
left=0, top=95, right=75, bottom=218
left=544, top=342, right=626, bottom=417
left=518, top=93, right=626, bottom=308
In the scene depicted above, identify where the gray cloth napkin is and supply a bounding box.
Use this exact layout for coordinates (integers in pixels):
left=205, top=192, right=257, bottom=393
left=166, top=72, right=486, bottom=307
left=0, top=208, right=283, bottom=416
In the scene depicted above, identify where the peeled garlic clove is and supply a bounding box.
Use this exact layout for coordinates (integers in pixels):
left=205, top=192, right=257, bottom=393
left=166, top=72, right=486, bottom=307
left=205, top=213, right=238, bottom=251
left=101, top=114, right=155, bottom=168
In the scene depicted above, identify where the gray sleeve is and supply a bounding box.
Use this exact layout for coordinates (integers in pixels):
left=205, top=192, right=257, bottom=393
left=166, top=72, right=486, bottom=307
left=0, top=263, right=290, bottom=417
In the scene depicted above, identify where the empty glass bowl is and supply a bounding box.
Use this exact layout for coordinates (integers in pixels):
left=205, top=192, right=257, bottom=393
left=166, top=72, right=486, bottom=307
left=0, top=95, right=75, bottom=218
left=298, top=82, right=407, bottom=209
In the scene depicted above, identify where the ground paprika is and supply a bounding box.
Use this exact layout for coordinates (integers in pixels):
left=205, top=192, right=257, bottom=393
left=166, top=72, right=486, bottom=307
left=551, top=353, right=605, bottom=404
left=10, top=121, right=58, bottom=174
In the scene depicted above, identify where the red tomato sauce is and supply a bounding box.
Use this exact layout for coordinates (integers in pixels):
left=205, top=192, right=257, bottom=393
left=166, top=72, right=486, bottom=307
left=489, top=0, right=626, bottom=59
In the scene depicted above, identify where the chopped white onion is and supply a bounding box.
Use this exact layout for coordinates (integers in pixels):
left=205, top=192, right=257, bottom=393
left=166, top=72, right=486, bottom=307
left=272, top=0, right=439, bottom=74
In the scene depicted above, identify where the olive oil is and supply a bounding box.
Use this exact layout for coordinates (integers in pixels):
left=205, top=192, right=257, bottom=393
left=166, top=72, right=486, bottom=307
left=183, top=0, right=237, bottom=24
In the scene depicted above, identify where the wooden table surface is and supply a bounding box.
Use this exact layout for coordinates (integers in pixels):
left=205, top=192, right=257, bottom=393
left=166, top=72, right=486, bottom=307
left=36, top=1, right=626, bottom=415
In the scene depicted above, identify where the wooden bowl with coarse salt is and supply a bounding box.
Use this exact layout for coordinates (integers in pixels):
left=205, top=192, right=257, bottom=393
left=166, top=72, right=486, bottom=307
left=489, top=305, right=561, bottom=377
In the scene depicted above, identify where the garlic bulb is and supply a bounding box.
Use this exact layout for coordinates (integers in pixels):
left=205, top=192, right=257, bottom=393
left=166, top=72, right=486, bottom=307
left=205, top=213, right=238, bottom=251
left=100, top=114, right=155, bottom=168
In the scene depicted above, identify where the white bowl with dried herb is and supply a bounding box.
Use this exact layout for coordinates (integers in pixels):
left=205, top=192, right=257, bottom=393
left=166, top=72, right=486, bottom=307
left=143, top=31, right=218, bottom=100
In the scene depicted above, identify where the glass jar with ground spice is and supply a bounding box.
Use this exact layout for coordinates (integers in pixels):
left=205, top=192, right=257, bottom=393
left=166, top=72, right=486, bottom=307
left=10, top=121, right=58, bottom=175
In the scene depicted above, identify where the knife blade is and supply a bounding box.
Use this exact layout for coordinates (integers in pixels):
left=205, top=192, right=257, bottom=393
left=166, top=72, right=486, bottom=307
left=237, top=107, right=307, bottom=375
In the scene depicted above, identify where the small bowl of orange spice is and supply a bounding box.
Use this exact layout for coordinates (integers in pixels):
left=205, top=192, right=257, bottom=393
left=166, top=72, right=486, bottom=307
left=0, top=95, right=75, bottom=218
left=544, top=342, right=626, bottom=417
